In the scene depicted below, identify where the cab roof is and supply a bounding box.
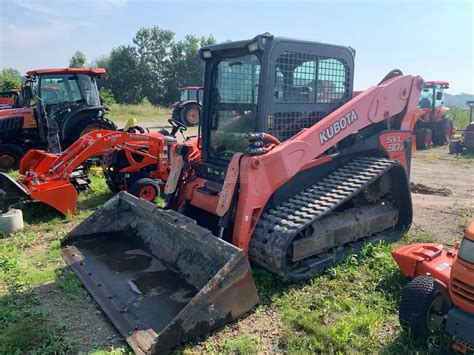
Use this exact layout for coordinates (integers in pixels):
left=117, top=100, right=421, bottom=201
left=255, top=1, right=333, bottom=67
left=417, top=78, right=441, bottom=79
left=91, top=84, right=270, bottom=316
left=425, top=81, right=449, bottom=88
left=26, top=68, right=106, bottom=77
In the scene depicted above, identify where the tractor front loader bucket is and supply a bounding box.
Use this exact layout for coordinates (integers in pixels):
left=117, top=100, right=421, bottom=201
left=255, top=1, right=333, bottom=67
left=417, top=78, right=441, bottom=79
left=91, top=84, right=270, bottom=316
left=61, top=192, right=259, bottom=354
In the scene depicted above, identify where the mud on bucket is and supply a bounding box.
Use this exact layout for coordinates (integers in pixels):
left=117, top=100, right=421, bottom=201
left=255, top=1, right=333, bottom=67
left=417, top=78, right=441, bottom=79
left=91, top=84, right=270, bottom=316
left=61, top=192, right=259, bottom=354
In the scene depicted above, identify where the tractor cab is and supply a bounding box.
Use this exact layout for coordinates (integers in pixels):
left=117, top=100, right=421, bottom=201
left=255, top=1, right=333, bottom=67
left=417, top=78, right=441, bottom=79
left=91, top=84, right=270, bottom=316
left=418, top=81, right=449, bottom=111
left=25, top=69, right=105, bottom=134
left=197, top=33, right=354, bottom=180
left=414, top=81, right=453, bottom=149
left=178, top=86, right=202, bottom=102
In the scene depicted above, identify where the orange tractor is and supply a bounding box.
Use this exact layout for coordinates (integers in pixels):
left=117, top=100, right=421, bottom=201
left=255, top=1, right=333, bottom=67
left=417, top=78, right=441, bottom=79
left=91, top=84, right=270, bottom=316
left=0, top=119, right=189, bottom=216
left=170, top=86, right=202, bottom=126
left=413, top=81, right=454, bottom=150
left=57, top=34, right=424, bottom=352
left=393, top=221, right=474, bottom=353
left=0, top=68, right=116, bottom=170
left=449, top=100, right=474, bottom=154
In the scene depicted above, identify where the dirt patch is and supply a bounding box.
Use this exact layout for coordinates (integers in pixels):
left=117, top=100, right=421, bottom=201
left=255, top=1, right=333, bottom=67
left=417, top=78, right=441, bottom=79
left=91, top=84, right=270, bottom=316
left=410, top=147, right=474, bottom=244
left=190, top=306, right=285, bottom=353
left=410, top=182, right=452, bottom=196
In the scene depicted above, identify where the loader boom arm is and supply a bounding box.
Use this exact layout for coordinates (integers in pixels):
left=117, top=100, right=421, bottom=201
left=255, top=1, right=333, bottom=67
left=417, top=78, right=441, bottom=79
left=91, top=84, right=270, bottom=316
left=21, top=130, right=164, bottom=180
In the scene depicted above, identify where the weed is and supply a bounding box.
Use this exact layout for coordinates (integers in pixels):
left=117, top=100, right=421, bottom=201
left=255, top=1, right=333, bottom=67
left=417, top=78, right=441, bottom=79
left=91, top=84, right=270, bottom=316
left=221, top=335, right=260, bottom=354
left=55, top=269, right=81, bottom=295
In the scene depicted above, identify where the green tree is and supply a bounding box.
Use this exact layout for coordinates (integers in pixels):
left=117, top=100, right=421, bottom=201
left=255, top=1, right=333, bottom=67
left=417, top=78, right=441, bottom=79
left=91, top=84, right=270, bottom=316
left=163, top=35, right=216, bottom=104
left=99, top=87, right=116, bottom=105
left=69, top=51, right=87, bottom=68
left=106, top=45, right=143, bottom=104
left=133, top=26, right=175, bottom=105
left=0, top=68, right=22, bottom=91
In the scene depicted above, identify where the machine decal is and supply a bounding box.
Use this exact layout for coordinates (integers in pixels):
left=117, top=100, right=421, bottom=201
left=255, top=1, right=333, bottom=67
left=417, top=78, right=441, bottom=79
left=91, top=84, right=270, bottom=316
left=319, top=110, right=358, bottom=144
left=386, top=135, right=403, bottom=152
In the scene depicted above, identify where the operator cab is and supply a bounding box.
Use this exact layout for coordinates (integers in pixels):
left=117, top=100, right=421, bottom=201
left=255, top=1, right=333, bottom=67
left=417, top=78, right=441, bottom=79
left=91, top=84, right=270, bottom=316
left=178, top=86, right=203, bottom=102
left=198, top=33, right=355, bottom=182
left=26, top=70, right=103, bottom=117
left=419, top=81, right=449, bottom=109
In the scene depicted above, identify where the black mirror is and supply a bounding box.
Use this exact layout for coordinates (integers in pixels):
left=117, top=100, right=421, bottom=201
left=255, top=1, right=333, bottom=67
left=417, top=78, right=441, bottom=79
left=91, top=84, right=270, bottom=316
left=436, top=91, right=443, bottom=100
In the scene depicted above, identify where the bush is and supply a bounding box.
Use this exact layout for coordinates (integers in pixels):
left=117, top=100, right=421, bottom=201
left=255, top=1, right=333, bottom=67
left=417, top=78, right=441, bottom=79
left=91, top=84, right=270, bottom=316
left=99, top=87, right=116, bottom=106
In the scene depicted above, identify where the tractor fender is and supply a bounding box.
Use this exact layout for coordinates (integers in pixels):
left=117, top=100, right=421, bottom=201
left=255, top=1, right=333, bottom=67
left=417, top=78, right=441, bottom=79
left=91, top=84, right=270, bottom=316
left=60, top=106, right=106, bottom=138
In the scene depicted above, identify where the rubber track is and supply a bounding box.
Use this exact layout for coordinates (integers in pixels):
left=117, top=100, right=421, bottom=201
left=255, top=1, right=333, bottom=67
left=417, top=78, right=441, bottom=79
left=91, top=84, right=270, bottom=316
left=249, top=157, right=401, bottom=279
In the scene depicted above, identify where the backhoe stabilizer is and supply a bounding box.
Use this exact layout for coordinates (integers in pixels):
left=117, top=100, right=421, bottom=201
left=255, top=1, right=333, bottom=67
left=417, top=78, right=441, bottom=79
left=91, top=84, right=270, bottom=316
left=61, top=192, right=259, bottom=354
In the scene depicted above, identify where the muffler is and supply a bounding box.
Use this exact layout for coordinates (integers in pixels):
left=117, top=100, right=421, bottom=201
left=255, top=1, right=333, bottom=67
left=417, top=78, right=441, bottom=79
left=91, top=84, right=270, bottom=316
left=61, top=192, right=259, bottom=353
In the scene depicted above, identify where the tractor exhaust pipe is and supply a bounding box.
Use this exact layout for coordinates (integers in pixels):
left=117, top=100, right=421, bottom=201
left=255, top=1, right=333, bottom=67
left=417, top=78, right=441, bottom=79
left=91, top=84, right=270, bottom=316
left=61, top=192, right=259, bottom=353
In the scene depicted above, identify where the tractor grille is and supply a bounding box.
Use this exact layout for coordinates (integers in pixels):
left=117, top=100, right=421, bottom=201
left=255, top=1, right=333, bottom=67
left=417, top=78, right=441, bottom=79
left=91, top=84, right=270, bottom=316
left=267, top=111, right=326, bottom=142
left=451, top=278, right=474, bottom=305
left=0, top=116, right=24, bottom=133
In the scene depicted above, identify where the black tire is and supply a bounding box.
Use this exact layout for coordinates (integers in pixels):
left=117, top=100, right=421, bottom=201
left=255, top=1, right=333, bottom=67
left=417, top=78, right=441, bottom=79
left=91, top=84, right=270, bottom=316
left=433, top=116, right=454, bottom=146
left=0, top=144, right=24, bottom=171
left=180, top=103, right=200, bottom=126
left=64, top=116, right=117, bottom=147
left=415, top=128, right=432, bottom=150
left=449, top=140, right=463, bottom=155
left=399, top=276, right=447, bottom=339
left=130, top=178, right=160, bottom=202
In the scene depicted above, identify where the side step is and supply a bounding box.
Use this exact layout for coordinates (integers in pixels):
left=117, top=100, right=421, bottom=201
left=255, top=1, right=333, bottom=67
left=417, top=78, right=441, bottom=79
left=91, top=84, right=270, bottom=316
left=61, top=192, right=259, bottom=353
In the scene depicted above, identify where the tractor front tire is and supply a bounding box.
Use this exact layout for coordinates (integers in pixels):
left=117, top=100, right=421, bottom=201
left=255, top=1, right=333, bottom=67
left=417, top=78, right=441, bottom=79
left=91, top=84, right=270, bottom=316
left=0, top=144, right=24, bottom=171
left=399, top=276, right=446, bottom=339
left=65, top=116, right=117, bottom=147
left=433, top=116, right=454, bottom=146
left=180, top=103, right=200, bottom=126
left=130, top=178, right=160, bottom=202
left=415, top=128, right=432, bottom=150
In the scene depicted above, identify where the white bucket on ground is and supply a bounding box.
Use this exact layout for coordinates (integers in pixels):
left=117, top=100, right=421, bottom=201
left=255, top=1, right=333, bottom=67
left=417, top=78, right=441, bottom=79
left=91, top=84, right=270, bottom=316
left=0, top=208, right=24, bottom=236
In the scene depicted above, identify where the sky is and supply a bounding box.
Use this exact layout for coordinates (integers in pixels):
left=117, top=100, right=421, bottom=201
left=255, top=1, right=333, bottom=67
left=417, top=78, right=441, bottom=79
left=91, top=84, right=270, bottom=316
left=1, top=0, right=473, bottom=94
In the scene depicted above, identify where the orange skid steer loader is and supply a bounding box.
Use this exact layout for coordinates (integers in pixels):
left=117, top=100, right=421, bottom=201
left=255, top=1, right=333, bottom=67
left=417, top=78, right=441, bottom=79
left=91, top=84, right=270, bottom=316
left=59, top=34, right=423, bottom=352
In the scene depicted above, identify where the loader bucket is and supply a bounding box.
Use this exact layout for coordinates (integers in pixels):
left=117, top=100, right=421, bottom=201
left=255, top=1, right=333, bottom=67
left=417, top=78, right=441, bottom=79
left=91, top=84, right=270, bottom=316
left=61, top=192, right=259, bottom=354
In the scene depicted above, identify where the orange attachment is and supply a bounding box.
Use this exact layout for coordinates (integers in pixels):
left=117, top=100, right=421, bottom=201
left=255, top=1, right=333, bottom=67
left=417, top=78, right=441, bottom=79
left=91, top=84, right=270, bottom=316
left=17, top=130, right=170, bottom=216
left=30, top=180, right=78, bottom=216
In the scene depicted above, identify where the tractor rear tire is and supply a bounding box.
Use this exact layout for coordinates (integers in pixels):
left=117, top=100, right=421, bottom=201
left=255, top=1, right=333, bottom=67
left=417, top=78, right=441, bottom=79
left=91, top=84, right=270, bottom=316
left=130, top=178, right=160, bottom=202
left=64, top=116, right=117, bottom=147
left=0, top=144, right=24, bottom=171
left=415, top=128, right=432, bottom=150
left=399, top=276, right=447, bottom=339
left=180, top=103, right=200, bottom=126
left=433, top=116, right=454, bottom=146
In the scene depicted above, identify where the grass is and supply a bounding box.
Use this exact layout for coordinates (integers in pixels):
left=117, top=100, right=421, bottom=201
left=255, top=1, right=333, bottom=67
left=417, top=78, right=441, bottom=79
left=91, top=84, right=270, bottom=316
left=250, top=236, right=452, bottom=353
left=0, top=166, right=465, bottom=352
left=450, top=106, right=471, bottom=129
left=221, top=335, right=260, bottom=353
left=106, top=102, right=171, bottom=123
